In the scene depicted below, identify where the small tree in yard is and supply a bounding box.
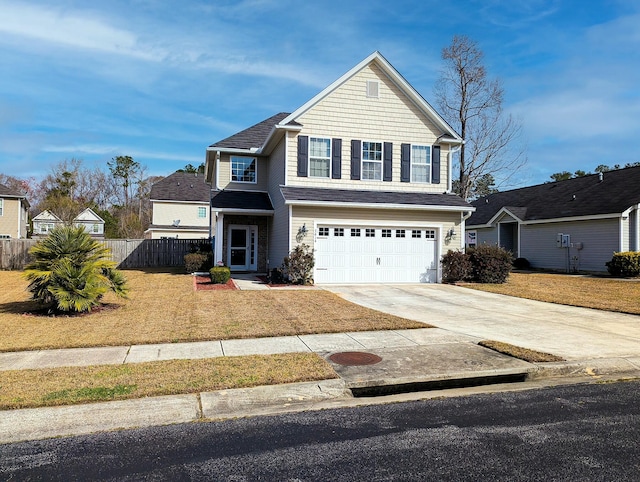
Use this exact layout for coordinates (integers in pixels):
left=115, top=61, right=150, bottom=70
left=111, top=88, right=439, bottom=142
left=24, top=225, right=128, bottom=313
left=283, top=244, right=315, bottom=285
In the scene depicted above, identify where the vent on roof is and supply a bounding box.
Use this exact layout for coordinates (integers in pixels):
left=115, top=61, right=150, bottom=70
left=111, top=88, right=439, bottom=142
left=366, top=80, right=379, bottom=98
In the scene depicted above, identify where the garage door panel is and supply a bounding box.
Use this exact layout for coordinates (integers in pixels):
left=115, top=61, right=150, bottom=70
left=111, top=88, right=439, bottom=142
left=315, top=225, right=438, bottom=284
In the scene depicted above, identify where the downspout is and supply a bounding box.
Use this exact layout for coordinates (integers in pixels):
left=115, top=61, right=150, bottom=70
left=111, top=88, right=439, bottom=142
left=17, top=199, right=22, bottom=238
left=215, top=152, right=220, bottom=191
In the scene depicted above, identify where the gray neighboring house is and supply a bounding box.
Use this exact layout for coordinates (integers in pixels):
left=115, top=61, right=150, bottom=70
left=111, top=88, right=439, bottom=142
left=144, top=172, right=212, bottom=239
left=466, top=166, right=640, bottom=273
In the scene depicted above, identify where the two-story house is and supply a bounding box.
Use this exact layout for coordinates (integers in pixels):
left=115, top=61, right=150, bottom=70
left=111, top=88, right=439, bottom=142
left=32, top=208, right=106, bottom=238
left=204, top=52, right=473, bottom=283
left=0, top=183, right=30, bottom=239
left=145, top=171, right=212, bottom=239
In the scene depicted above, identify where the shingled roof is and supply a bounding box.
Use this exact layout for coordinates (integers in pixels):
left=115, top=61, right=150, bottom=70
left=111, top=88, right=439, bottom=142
left=210, top=113, right=299, bottom=150
left=468, top=166, right=640, bottom=226
left=281, top=186, right=471, bottom=208
left=0, top=183, right=27, bottom=198
left=149, top=172, right=211, bottom=202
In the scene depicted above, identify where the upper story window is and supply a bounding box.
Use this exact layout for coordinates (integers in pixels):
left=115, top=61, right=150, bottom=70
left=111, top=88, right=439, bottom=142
left=309, top=138, right=331, bottom=178
left=411, top=145, right=431, bottom=183
left=198, top=207, right=207, bottom=218
left=231, top=156, right=257, bottom=183
left=362, top=141, right=382, bottom=181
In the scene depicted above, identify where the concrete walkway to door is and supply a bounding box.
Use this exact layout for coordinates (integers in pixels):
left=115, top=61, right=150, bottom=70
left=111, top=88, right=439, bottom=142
left=323, top=284, right=640, bottom=361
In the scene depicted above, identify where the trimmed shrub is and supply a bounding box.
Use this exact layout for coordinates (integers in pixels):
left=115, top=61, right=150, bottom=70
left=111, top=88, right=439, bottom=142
left=268, top=267, right=287, bottom=284
left=606, top=251, right=640, bottom=277
left=184, top=252, right=210, bottom=273
left=468, top=244, right=513, bottom=284
left=513, top=257, right=531, bottom=270
left=441, top=250, right=472, bottom=283
left=209, top=266, right=231, bottom=284
left=283, top=244, right=315, bottom=285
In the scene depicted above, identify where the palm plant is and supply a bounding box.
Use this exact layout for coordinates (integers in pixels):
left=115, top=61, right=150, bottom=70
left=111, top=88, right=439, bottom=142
left=24, top=225, right=128, bottom=313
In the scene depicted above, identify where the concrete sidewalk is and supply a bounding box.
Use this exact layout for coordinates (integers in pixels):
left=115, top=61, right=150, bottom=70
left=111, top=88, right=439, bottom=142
left=2, top=325, right=640, bottom=444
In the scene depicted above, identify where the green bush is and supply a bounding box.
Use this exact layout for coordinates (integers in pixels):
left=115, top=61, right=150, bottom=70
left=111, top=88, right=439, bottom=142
left=184, top=252, right=210, bottom=273
left=513, top=257, right=531, bottom=270
left=23, top=225, right=128, bottom=313
left=283, top=244, right=315, bottom=285
left=441, top=250, right=472, bottom=283
left=209, top=266, right=231, bottom=284
left=468, top=244, right=513, bottom=284
left=606, top=252, right=640, bottom=277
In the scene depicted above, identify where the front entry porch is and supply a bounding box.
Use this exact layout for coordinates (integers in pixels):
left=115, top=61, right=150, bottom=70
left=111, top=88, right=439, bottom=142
left=214, top=214, right=270, bottom=272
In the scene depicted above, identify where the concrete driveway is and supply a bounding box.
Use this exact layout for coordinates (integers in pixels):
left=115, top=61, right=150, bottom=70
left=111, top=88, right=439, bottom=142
left=324, top=284, right=640, bottom=361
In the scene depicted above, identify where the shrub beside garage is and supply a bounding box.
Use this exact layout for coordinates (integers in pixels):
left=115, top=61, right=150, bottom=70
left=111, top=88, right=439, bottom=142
left=442, top=245, right=513, bottom=284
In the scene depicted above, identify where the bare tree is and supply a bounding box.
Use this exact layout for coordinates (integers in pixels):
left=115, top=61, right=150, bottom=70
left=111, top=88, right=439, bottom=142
left=434, top=35, right=526, bottom=200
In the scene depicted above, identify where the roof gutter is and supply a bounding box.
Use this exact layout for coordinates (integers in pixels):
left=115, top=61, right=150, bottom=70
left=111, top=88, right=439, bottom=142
left=284, top=199, right=475, bottom=212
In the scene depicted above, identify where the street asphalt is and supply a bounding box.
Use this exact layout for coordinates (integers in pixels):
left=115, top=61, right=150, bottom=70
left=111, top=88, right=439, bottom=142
left=1, top=280, right=639, bottom=444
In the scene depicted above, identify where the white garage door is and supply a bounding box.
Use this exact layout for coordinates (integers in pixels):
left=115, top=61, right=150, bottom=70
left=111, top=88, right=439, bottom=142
left=314, top=226, right=438, bottom=284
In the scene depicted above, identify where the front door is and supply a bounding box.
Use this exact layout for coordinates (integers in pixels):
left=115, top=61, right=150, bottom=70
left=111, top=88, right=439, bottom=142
left=228, top=225, right=257, bottom=271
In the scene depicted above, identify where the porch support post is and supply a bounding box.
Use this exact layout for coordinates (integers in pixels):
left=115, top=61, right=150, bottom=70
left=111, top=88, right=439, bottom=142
left=215, top=212, right=224, bottom=265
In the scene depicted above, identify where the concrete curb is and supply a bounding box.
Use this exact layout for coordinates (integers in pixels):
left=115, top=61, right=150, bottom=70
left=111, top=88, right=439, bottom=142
left=528, top=357, right=640, bottom=380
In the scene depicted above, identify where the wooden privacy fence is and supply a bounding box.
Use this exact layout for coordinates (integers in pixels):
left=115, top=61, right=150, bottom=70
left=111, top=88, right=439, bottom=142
left=0, top=239, right=204, bottom=270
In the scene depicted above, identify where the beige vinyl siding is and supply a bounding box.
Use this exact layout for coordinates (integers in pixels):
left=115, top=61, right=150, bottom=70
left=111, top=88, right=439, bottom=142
left=267, top=138, right=290, bottom=269
left=152, top=201, right=210, bottom=228
left=286, top=205, right=463, bottom=263
left=217, top=154, right=270, bottom=191
left=0, top=198, right=26, bottom=238
left=285, top=64, right=449, bottom=192
left=520, top=218, right=619, bottom=272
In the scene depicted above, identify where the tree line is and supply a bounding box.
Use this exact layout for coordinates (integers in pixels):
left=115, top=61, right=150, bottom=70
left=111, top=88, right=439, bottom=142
left=0, top=158, right=202, bottom=239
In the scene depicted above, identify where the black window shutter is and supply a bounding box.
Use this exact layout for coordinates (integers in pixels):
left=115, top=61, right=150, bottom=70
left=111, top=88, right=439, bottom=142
left=383, top=142, right=393, bottom=182
left=350, top=140, right=361, bottom=180
left=332, top=138, right=342, bottom=179
left=432, top=145, right=441, bottom=184
left=400, top=143, right=410, bottom=182
left=297, top=136, right=308, bottom=177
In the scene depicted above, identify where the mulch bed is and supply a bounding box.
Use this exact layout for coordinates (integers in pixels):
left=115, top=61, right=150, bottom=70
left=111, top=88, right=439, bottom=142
left=194, top=276, right=237, bottom=291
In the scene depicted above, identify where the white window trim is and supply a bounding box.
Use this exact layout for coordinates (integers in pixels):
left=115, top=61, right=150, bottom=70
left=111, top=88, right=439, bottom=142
left=230, top=156, right=257, bottom=184
left=361, top=140, right=383, bottom=181
left=309, top=137, right=331, bottom=178
left=411, top=144, right=432, bottom=184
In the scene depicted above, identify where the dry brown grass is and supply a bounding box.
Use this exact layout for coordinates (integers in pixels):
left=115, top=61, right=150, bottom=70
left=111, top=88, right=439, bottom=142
left=478, top=340, right=565, bottom=363
left=463, top=272, right=640, bottom=315
left=0, top=269, right=424, bottom=352
left=0, top=353, right=337, bottom=410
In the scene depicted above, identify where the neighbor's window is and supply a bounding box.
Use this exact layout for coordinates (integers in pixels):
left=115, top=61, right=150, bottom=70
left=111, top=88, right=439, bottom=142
left=362, top=141, right=382, bottom=180
left=309, top=137, right=331, bottom=178
left=198, top=207, right=207, bottom=218
left=231, top=156, right=257, bottom=183
left=92, top=224, right=100, bottom=233
left=411, top=145, right=431, bottom=183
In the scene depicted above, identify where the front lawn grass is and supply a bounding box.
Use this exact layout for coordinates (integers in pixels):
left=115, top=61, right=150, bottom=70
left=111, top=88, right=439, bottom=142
left=0, top=353, right=337, bottom=410
left=463, top=272, right=640, bottom=315
left=0, top=269, right=424, bottom=352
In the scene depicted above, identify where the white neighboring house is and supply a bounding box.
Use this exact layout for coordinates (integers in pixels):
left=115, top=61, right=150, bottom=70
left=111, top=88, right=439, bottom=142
left=0, top=182, right=30, bottom=239
left=144, top=171, right=212, bottom=239
left=32, top=210, right=63, bottom=237
left=73, top=208, right=105, bottom=238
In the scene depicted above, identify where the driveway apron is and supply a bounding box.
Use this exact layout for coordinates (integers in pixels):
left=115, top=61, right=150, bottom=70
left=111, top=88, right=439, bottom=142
left=324, top=284, right=640, bottom=361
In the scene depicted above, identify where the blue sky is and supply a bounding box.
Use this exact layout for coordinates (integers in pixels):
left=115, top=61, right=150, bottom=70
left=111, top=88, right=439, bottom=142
left=1, top=0, right=639, bottom=187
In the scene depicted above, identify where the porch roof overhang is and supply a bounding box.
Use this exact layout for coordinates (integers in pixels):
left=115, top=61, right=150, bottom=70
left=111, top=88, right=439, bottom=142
left=281, top=186, right=474, bottom=213
left=211, top=190, right=274, bottom=215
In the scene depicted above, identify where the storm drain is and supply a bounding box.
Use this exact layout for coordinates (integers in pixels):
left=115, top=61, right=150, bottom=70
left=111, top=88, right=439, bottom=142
left=329, top=351, right=382, bottom=366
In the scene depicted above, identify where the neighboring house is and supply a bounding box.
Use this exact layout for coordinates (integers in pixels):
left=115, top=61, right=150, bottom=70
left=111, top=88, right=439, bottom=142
left=466, top=167, right=640, bottom=273
left=204, top=52, right=473, bottom=283
left=145, top=171, right=212, bottom=239
left=32, top=210, right=63, bottom=237
left=0, top=183, right=30, bottom=239
left=73, top=208, right=105, bottom=239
